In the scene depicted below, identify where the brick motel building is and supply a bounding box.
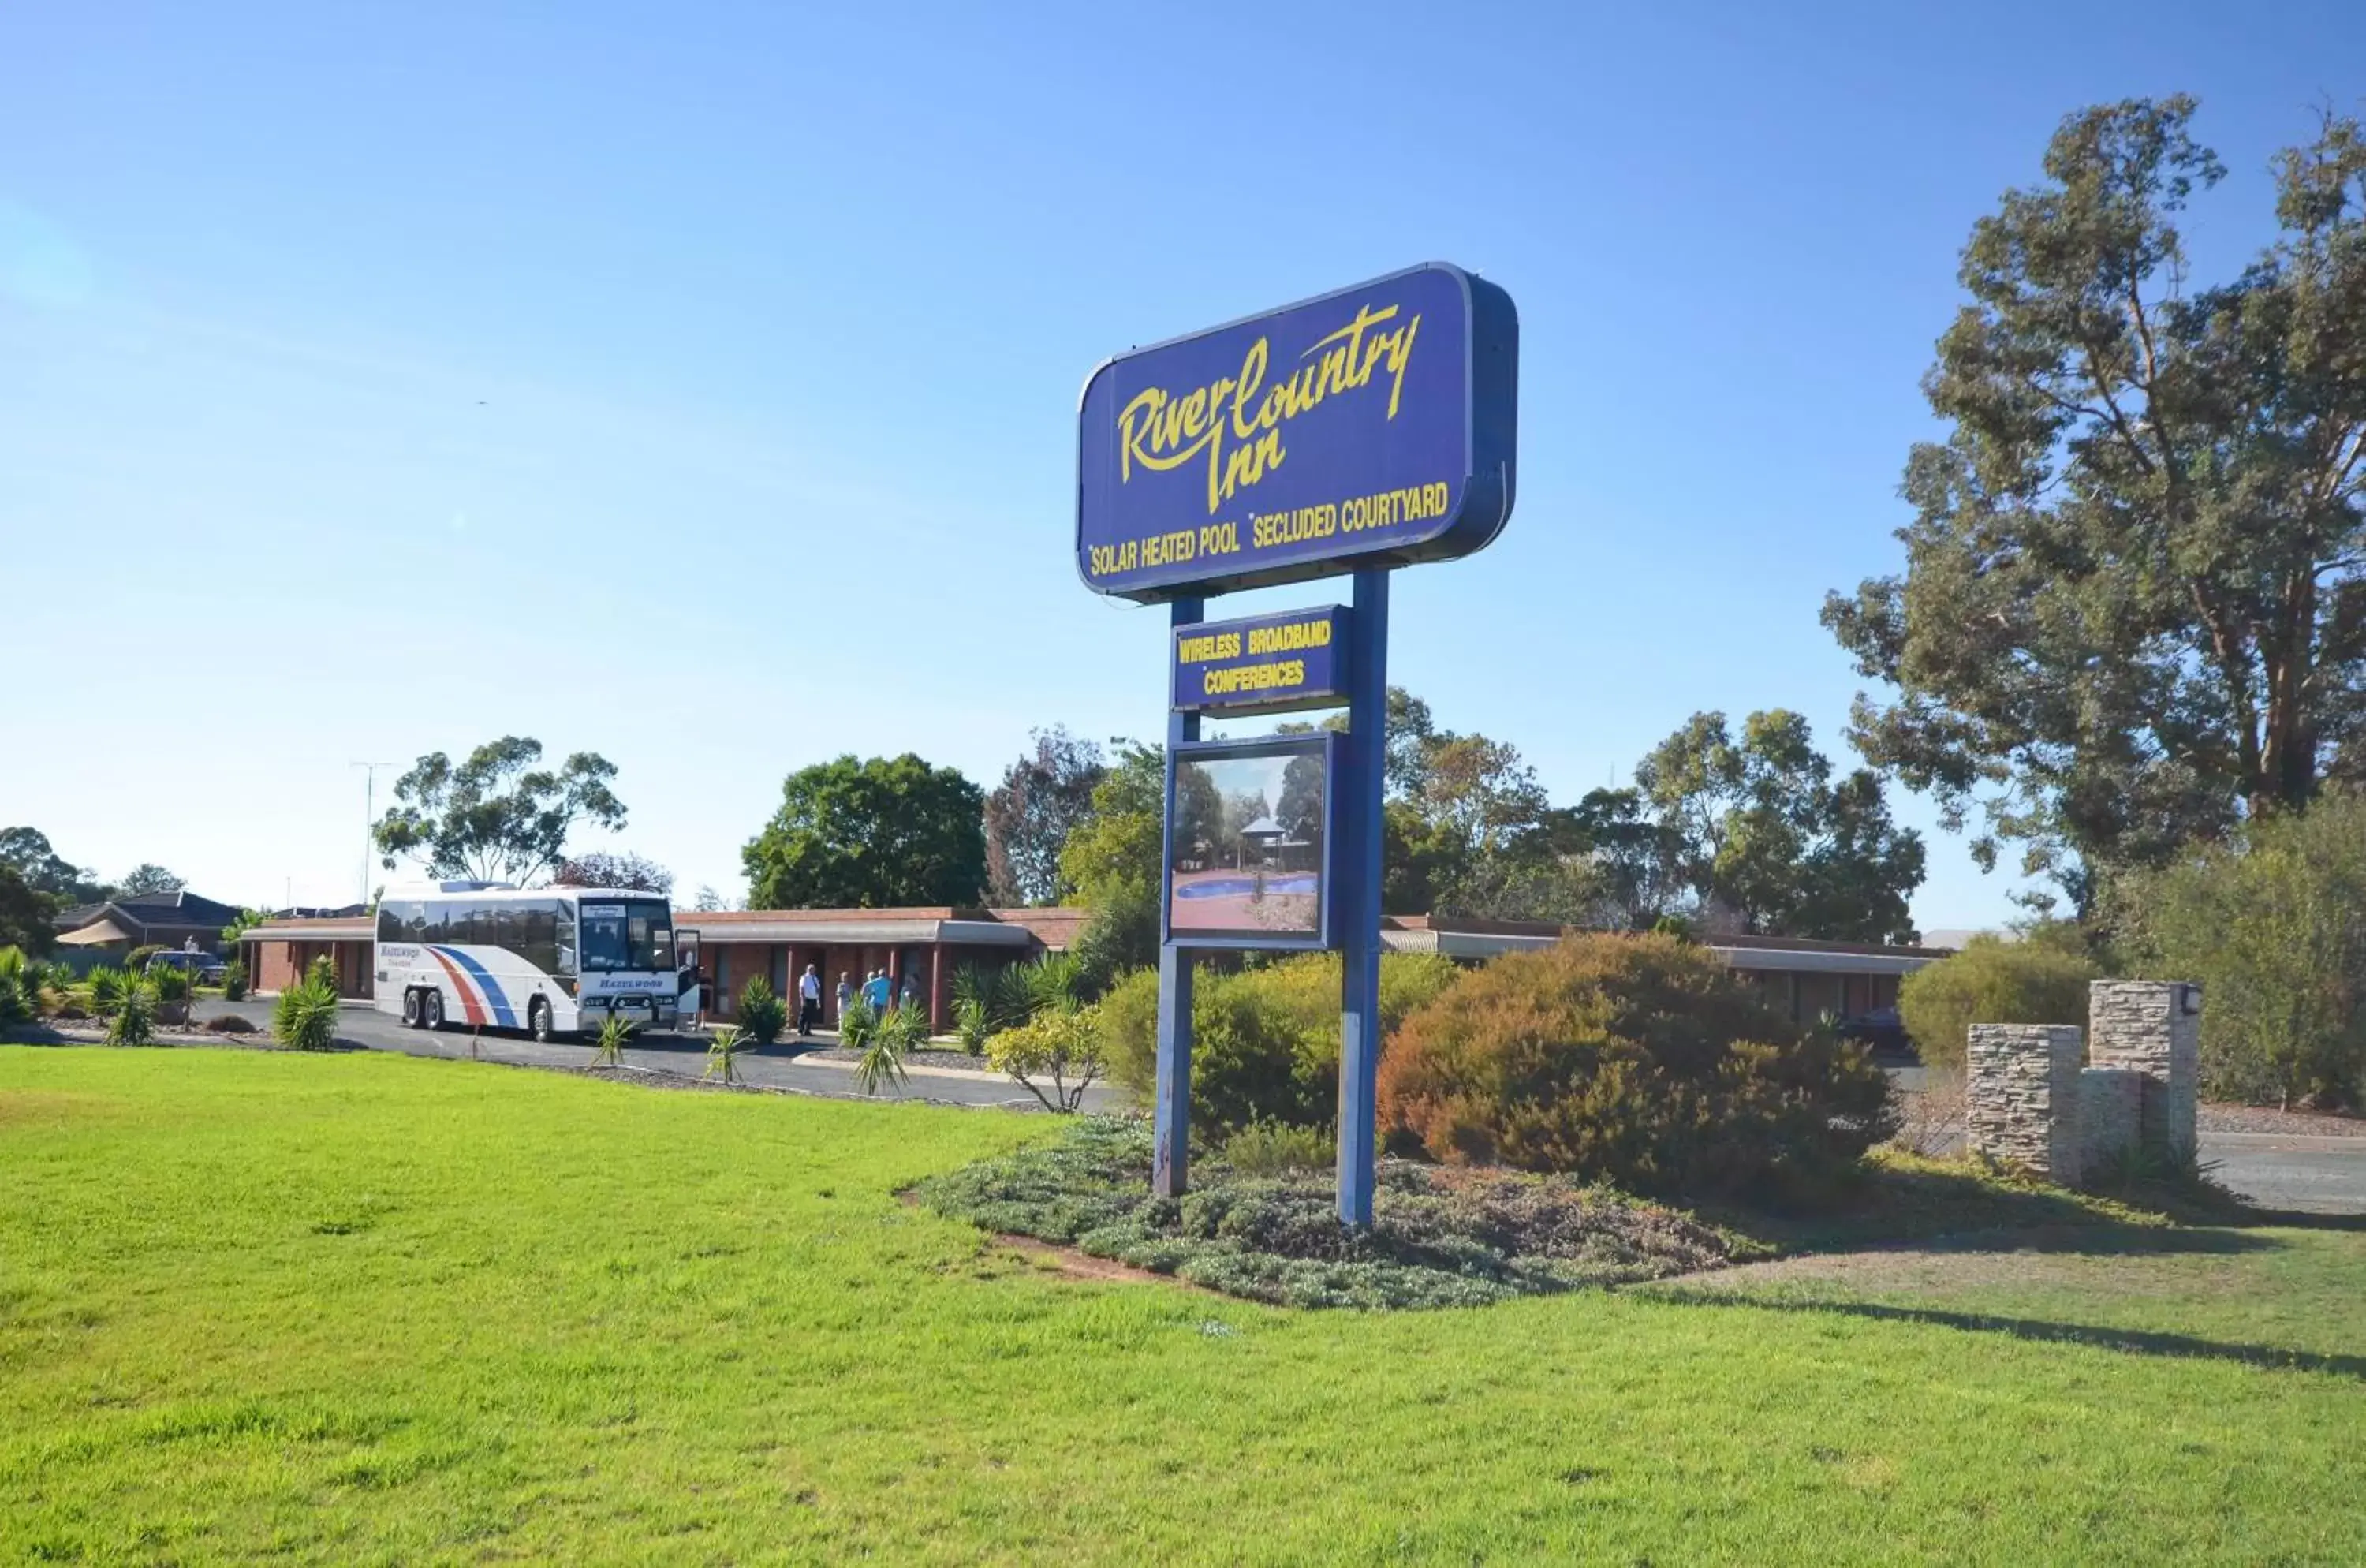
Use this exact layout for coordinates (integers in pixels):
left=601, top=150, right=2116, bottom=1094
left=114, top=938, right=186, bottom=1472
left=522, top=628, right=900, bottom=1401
left=239, top=905, right=1939, bottom=1031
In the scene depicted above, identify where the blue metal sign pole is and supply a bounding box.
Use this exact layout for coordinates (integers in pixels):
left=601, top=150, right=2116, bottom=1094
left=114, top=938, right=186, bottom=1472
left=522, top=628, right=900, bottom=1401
left=1154, top=594, right=1204, bottom=1200
left=1334, top=568, right=1390, bottom=1226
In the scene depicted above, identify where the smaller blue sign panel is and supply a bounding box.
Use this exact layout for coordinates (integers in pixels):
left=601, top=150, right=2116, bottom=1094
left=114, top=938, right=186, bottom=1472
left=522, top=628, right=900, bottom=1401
left=1171, top=605, right=1349, bottom=716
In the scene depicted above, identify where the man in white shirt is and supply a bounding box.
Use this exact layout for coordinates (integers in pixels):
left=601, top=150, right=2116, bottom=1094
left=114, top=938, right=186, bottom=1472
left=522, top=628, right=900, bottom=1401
left=797, top=964, right=823, bottom=1038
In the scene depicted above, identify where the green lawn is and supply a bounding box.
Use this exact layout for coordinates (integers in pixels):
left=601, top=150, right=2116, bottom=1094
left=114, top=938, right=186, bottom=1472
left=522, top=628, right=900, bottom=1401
left=4, top=1049, right=2363, bottom=1565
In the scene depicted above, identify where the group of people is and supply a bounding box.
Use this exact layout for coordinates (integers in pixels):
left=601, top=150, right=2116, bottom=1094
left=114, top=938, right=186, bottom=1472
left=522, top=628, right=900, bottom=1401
left=784, top=964, right=912, bottom=1037
left=678, top=960, right=917, bottom=1037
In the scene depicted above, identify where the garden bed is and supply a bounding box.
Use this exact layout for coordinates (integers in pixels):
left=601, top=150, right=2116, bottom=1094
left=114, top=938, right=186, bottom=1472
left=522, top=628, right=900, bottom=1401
left=915, top=1118, right=1753, bottom=1309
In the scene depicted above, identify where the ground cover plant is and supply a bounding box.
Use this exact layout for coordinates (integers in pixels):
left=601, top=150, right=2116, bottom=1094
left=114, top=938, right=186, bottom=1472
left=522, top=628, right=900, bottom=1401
left=918, top=1117, right=1746, bottom=1309
left=4, top=1047, right=2364, bottom=1563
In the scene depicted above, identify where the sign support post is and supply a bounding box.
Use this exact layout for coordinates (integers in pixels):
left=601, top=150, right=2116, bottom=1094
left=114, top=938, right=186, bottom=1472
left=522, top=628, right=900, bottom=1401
left=1153, top=595, right=1204, bottom=1200
left=1334, top=568, right=1390, bottom=1225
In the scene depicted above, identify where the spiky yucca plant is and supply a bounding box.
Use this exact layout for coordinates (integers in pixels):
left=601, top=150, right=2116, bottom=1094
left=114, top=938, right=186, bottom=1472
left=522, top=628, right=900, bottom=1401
left=592, top=1013, right=636, bottom=1068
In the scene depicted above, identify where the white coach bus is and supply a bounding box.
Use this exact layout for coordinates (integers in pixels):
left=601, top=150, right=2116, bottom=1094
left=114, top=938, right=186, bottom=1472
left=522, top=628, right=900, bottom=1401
left=374, top=882, right=679, bottom=1040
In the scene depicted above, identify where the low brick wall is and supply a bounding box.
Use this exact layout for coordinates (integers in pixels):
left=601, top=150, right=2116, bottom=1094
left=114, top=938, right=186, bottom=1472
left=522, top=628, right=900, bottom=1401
left=2088, top=981, right=2200, bottom=1162
left=1966, top=1024, right=2085, bottom=1183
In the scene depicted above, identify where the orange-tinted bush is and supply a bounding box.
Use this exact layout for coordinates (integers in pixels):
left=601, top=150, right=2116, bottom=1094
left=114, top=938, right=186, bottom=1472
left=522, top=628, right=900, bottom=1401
left=1378, top=933, right=1893, bottom=1198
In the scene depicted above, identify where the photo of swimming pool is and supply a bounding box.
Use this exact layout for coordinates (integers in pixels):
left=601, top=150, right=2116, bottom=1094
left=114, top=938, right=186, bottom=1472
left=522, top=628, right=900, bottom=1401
left=1167, top=741, right=1329, bottom=941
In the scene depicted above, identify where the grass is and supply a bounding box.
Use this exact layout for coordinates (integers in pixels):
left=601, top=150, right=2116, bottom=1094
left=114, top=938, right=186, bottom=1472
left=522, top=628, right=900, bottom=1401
left=3, top=1048, right=2364, bottom=1564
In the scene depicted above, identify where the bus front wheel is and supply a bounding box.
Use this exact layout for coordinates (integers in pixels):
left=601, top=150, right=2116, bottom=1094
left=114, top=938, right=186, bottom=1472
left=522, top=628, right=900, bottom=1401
left=529, top=998, right=553, bottom=1044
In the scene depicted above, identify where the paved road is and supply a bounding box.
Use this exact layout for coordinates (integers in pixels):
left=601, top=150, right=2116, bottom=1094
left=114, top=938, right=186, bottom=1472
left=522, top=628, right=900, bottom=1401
left=2200, top=1131, right=2366, bottom=1215
left=192, top=998, right=1122, bottom=1114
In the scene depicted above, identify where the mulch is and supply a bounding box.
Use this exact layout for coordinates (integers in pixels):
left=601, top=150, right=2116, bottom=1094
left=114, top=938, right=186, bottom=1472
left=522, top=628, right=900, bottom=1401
left=2197, top=1103, right=2366, bottom=1137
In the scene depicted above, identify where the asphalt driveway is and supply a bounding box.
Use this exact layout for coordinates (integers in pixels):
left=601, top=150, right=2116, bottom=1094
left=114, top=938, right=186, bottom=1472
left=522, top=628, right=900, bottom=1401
left=191, top=997, right=1121, bottom=1114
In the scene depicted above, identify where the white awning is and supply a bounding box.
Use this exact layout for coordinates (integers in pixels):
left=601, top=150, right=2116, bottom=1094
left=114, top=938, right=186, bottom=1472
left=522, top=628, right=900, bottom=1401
left=677, top=917, right=1033, bottom=947
left=243, top=922, right=377, bottom=943
left=1710, top=946, right=1938, bottom=976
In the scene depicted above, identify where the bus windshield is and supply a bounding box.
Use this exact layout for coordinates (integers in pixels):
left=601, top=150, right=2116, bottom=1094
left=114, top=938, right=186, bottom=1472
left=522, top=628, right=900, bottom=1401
left=578, top=901, right=674, bottom=973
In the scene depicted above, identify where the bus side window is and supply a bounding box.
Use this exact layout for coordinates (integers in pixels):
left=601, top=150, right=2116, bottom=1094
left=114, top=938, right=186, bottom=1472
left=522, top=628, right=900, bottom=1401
left=494, top=905, right=519, bottom=958
left=521, top=905, right=557, bottom=976
left=554, top=901, right=577, bottom=977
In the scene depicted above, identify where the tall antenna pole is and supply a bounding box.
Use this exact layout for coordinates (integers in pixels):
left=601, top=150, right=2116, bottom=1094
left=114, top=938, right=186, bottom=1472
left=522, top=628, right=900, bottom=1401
left=350, top=761, right=394, bottom=907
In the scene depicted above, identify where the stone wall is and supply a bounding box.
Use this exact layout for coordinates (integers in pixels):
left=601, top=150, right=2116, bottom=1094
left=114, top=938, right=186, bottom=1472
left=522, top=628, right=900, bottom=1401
left=2077, top=1067, right=2144, bottom=1176
left=1966, top=1024, right=2085, bottom=1183
left=2088, top=981, right=2200, bottom=1162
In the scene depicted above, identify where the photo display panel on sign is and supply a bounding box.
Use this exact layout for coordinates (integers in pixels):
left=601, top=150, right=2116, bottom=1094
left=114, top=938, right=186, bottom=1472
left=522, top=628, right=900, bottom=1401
left=1078, top=263, right=1517, bottom=603
left=1164, top=734, right=1334, bottom=950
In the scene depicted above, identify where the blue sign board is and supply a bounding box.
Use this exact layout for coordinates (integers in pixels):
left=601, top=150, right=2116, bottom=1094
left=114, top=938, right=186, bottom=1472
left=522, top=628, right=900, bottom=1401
left=1077, top=262, right=1517, bottom=603
left=1171, top=605, right=1348, bottom=716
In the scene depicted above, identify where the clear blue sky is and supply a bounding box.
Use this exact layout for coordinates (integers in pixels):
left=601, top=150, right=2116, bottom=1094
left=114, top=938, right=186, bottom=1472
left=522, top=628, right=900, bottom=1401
left=3, top=2, right=2356, bottom=922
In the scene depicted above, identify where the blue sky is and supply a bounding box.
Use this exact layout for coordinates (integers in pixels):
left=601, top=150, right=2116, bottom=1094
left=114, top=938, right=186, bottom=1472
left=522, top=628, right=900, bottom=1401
left=2, top=2, right=2356, bottom=922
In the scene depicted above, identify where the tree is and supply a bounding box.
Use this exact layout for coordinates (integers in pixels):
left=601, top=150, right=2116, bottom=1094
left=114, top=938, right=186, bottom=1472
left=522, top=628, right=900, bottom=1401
left=118, top=864, right=185, bottom=898
left=551, top=851, right=674, bottom=895
left=1632, top=710, right=1924, bottom=943
left=1060, top=742, right=1166, bottom=985
left=983, top=727, right=1106, bottom=905
left=1275, top=751, right=1325, bottom=842
left=0, top=827, right=83, bottom=899
left=1825, top=98, right=2366, bottom=909
left=692, top=884, right=728, bottom=913
left=373, top=737, right=626, bottom=886
left=0, top=865, right=58, bottom=956
left=743, top=754, right=985, bottom=909
left=2121, top=790, right=2366, bottom=1108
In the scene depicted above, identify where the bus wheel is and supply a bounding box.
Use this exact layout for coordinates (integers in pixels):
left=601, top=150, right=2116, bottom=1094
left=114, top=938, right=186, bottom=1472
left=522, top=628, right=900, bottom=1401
left=424, top=990, right=445, bottom=1030
left=401, top=988, right=422, bottom=1029
left=529, top=998, right=552, bottom=1043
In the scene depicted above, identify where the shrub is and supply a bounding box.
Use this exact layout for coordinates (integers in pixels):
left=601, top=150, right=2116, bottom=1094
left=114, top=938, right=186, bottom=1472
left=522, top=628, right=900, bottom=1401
left=1100, top=950, right=1463, bottom=1136
left=205, top=1014, right=259, bottom=1035
left=591, top=1014, right=636, bottom=1067
left=987, top=1003, right=1105, bottom=1112
left=0, top=947, right=32, bottom=1029
left=222, top=961, right=248, bottom=1002
left=703, top=1025, right=751, bottom=1085
left=952, top=995, right=992, bottom=1055
left=106, top=976, right=157, bottom=1046
left=856, top=1003, right=930, bottom=1096
left=1377, top=932, right=1894, bottom=1199
left=87, top=965, right=125, bottom=1016
left=1897, top=935, right=2099, bottom=1070
left=272, top=973, right=341, bottom=1051
left=1219, top=1118, right=1334, bottom=1175
left=126, top=945, right=163, bottom=974
left=2118, top=793, right=2366, bottom=1108
left=838, top=995, right=879, bottom=1051
left=737, top=975, right=788, bottom=1047
left=305, top=954, right=338, bottom=991
left=148, top=964, right=192, bottom=1003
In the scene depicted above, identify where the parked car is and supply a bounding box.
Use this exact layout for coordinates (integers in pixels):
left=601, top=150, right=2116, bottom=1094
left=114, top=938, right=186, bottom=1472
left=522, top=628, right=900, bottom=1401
left=1836, top=1006, right=1911, bottom=1058
left=147, top=950, right=228, bottom=986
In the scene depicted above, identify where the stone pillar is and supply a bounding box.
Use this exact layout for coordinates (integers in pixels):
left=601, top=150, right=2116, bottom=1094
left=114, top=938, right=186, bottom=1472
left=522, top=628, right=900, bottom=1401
left=1967, top=1024, right=2084, bottom=1184
left=2078, top=1067, right=2145, bottom=1175
left=2088, top=982, right=2200, bottom=1163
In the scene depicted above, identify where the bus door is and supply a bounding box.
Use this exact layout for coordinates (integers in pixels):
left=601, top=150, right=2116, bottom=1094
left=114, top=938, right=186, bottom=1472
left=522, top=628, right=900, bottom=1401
left=676, top=928, right=702, bottom=1021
